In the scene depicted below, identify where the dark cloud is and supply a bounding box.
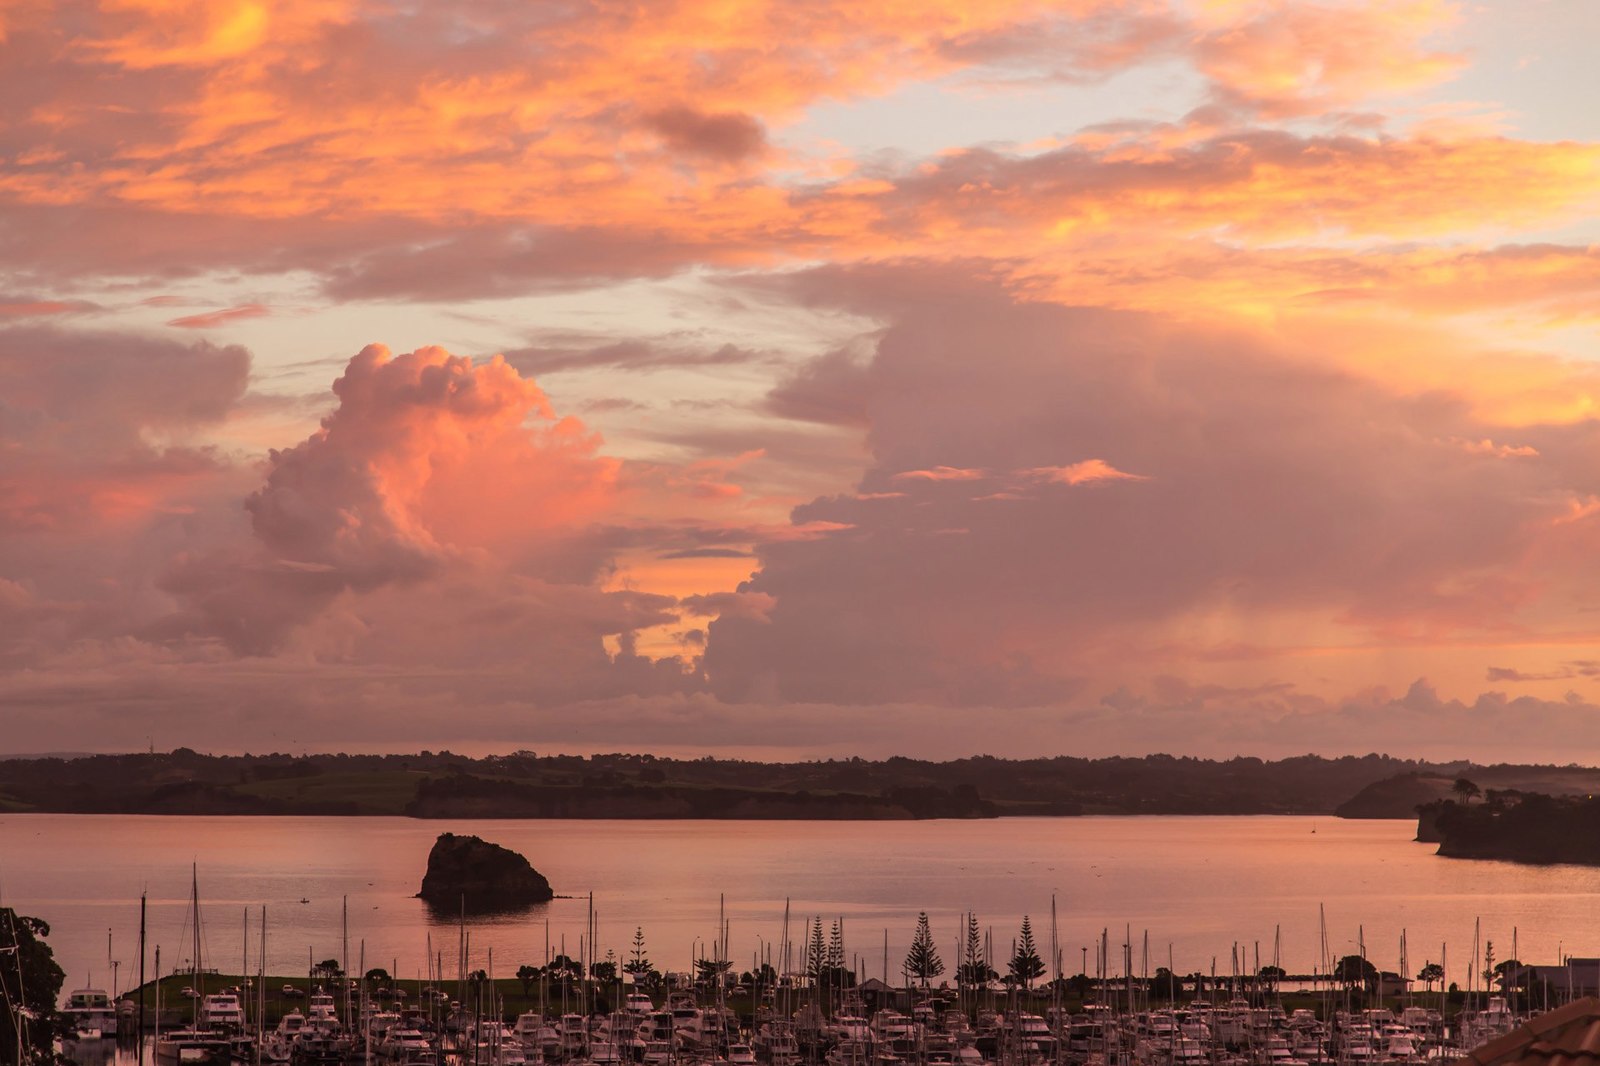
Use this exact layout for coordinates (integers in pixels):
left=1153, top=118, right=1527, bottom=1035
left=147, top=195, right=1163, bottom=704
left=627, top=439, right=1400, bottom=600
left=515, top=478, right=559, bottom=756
left=505, top=340, right=760, bottom=376
left=644, top=106, right=768, bottom=162
left=704, top=297, right=1600, bottom=706
left=766, top=348, right=871, bottom=426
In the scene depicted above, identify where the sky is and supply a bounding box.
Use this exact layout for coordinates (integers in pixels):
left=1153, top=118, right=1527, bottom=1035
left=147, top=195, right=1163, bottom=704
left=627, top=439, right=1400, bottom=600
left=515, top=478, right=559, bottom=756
left=2, top=0, right=1600, bottom=761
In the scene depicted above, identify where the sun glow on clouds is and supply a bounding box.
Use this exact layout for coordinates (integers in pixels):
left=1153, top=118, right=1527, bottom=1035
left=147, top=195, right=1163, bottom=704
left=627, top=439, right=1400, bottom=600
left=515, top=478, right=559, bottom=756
left=1, top=0, right=1599, bottom=756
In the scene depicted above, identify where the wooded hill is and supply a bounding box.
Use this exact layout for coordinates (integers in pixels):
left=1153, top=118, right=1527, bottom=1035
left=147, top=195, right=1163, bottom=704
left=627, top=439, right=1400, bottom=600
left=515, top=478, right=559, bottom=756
left=0, top=749, right=1498, bottom=818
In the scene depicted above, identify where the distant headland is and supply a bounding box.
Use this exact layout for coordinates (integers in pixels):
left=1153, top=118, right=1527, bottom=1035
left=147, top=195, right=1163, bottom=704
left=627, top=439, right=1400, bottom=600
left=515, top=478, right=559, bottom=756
left=1416, top=790, right=1600, bottom=866
left=0, top=748, right=1589, bottom=820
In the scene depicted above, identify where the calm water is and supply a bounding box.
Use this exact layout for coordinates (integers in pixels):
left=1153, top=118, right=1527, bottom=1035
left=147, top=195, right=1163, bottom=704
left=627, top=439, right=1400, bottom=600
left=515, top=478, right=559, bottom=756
left=3, top=815, right=1597, bottom=996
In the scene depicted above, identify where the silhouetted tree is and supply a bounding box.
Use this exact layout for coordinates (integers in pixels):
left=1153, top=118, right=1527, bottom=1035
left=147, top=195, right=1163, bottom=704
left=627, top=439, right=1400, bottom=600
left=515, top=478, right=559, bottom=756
left=1453, top=778, right=1481, bottom=804
left=1417, top=962, right=1445, bottom=992
left=624, top=928, right=653, bottom=984
left=0, top=909, right=65, bottom=1061
left=1151, top=967, right=1181, bottom=1000
left=958, top=913, right=994, bottom=988
left=904, top=913, right=944, bottom=988
left=1008, top=917, right=1045, bottom=990
left=1335, top=954, right=1378, bottom=993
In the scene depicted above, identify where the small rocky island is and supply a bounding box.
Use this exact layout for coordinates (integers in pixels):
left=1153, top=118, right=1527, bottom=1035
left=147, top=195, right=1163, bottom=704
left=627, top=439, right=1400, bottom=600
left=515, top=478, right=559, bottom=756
left=417, top=833, right=554, bottom=911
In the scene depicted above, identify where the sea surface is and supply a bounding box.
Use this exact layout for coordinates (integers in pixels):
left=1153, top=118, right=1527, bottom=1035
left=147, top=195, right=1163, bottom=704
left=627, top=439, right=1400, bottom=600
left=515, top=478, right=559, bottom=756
left=3, top=814, right=1597, bottom=997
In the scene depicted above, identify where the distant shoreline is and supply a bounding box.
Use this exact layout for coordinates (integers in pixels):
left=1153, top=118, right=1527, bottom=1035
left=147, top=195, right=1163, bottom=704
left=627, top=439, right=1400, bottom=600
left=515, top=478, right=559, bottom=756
left=0, top=748, right=1561, bottom=820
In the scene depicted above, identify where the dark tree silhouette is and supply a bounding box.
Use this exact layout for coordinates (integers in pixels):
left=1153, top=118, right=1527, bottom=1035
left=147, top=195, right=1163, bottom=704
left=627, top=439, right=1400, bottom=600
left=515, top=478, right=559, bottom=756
left=1335, top=954, right=1378, bottom=993
left=904, top=912, right=945, bottom=987
left=0, top=910, right=65, bottom=1062
left=624, top=927, right=652, bottom=983
left=959, top=913, right=994, bottom=987
left=1008, top=917, right=1045, bottom=990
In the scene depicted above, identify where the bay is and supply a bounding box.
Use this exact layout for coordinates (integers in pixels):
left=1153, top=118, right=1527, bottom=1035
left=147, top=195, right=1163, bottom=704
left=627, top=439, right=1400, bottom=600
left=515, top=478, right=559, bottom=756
left=3, top=814, right=1597, bottom=996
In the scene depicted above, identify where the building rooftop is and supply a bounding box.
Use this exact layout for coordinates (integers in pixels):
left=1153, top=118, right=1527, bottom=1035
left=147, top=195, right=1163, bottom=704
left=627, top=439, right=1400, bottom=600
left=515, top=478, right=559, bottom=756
left=1458, top=997, right=1600, bottom=1066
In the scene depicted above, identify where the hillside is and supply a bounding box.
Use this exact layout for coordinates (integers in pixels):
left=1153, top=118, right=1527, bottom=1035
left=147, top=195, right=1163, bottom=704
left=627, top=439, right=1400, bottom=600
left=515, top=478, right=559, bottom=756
left=0, top=749, right=1465, bottom=818
left=1425, top=792, right=1600, bottom=865
left=1336, top=766, right=1600, bottom=820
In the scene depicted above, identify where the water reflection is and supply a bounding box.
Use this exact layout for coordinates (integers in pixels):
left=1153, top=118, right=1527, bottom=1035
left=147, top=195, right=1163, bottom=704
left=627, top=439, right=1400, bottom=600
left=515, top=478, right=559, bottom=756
left=6, top=814, right=1600, bottom=1000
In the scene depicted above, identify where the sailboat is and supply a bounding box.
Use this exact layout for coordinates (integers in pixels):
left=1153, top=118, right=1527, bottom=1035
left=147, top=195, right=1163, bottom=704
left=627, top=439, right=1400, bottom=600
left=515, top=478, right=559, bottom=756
left=154, top=867, right=231, bottom=1065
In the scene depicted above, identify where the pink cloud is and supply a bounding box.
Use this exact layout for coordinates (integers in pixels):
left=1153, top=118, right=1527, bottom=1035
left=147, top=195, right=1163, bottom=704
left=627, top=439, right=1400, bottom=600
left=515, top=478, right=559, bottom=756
left=0, top=296, right=90, bottom=317
left=167, top=303, right=271, bottom=329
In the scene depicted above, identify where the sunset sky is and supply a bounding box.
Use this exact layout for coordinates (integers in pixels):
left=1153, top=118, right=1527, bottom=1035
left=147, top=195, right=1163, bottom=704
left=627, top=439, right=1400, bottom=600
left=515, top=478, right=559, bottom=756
left=3, top=0, right=1599, bottom=760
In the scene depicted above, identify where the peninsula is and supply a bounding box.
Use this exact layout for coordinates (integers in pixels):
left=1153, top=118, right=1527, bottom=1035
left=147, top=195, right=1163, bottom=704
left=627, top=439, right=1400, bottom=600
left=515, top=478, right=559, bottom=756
left=1421, top=791, right=1600, bottom=865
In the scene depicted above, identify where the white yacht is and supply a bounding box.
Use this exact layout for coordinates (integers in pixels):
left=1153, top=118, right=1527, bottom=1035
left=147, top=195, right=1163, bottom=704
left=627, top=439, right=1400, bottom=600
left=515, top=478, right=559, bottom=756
left=199, top=993, right=245, bottom=1031
left=379, top=1027, right=438, bottom=1066
left=63, top=988, right=118, bottom=1038
left=262, top=1011, right=308, bottom=1063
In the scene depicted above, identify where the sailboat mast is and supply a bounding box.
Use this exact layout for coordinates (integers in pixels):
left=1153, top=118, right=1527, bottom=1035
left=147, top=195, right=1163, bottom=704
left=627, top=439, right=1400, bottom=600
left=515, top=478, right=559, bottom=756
left=342, top=897, right=350, bottom=1035
left=138, top=892, right=147, bottom=1066
left=192, top=864, right=203, bottom=1025
left=257, top=908, right=266, bottom=1066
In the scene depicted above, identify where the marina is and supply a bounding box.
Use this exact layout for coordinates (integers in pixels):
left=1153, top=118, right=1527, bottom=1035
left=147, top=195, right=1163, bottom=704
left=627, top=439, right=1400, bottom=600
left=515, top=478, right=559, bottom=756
left=56, top=964, right=1554, bottom=1066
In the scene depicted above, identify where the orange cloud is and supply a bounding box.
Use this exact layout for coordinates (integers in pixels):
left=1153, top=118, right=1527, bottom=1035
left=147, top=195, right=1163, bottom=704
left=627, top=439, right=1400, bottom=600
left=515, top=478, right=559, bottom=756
left=1192, top=0, right=1465, bottom=115
left=1026, top=459, right=1149, bottom=485
left=893, top=466, right=987, bottom=482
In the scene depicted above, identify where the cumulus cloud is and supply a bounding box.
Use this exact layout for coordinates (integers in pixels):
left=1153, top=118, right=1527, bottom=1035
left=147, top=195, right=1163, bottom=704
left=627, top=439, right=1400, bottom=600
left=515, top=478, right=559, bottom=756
left=702, top=296, right=1600, bottom=706
left=160, top=343, right=623, bottom=650
left=0, top=329, right=720, bottom=677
